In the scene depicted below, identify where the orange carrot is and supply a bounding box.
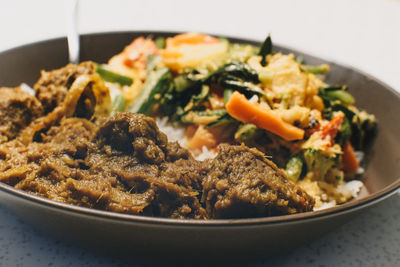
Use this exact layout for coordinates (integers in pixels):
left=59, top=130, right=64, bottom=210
left=122, top=37, right=159, bottom=68
left=225, top=91, right=304, bottom=141
left=321, top=112, right=344, bottom=143
left=342, top=141, right=359, bottom=172
left=186, top=126, right=217, bottom=151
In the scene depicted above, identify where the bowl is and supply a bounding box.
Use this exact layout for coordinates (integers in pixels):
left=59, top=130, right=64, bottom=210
left=0, top=31, right=399, bottom=262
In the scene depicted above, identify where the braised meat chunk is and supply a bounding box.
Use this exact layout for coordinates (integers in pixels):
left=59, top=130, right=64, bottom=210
left=34, top=62, right=95, bottom=113
left=0, top=87, right=43, bottom=143
left=202, top=144, right=314, bottom=219
left=89, top=112, right=207, bottom=219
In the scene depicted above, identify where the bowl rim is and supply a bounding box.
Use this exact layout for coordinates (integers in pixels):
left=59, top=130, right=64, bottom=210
left=0, top=31, right=399, bottom=227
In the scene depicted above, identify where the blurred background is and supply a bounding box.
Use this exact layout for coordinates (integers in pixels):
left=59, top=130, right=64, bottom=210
left=0, top=0, right=399, bottom=266
left=1, top=0, right=399, bottom=91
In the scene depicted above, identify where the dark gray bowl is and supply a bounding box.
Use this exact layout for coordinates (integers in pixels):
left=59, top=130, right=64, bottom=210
left=0, top=32, right=399, bottom=263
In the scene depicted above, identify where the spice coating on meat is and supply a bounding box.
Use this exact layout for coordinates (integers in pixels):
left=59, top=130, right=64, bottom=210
left=0, top=62, right=315, bottom=219
left=34, top=62, right=95, bottom=113
left=0, top=112, right=207, bottom=219
left=202, top=144, right=314, bottom=219
left=0, top=87, right=43, bottom=143
left=90, top=112, right=207, bottom=219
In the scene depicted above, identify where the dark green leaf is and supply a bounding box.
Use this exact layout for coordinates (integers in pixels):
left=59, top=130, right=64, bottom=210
left=128, top=68, right=171, bottom=115
left=259, top=35, right=272, bottom=66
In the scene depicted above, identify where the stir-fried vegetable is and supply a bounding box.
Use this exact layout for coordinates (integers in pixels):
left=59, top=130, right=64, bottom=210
left=204, top=61, right=264, bottom=97
left=110, top=94, right=126, bottom=116
left=342, top=141, right=359, bottom=172
left=234, top=123, right=261, bottom=142
left=320, top=84, right=376, bottom=150
left=101, top=32, right=377, bottom=208
left=259, top=35, right=272, bottom=66
left=303, top=149, right=337, bottom=180
left=319, top=85, right=355, bottom=106
left=285, top=156, right=304, bottom=182
left=183, top=85, right=210, bottom=112
left=300, top=64, right=330, bottom=75
left=128, top=68, right=172, bottom=115
left=95, top=64, right=133, bottom=86
left=181, top=109, right=227, bottom=125
left=226, top=91, right=304, bottom=141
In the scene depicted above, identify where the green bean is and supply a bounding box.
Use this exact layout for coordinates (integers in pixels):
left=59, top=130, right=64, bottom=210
left=300, top=64, right=330, bottom=75
left=95, top=64, right=133, bottom=86
left=111, top=94, right=126, bottom=116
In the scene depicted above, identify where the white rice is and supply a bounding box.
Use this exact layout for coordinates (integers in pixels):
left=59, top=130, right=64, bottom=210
left=337, top=180, right=364, bottom=199
left=20, top=83, right=35, bottom=96
left=155, top=117, right=186, bottom=146
left=314, top=200, right=336, bottom=211
left=156, top=117, right=217, bottom=161
left=195, top=146, right=218, bottom=161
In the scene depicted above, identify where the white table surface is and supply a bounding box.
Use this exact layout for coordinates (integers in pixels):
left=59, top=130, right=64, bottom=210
left=0, top=0, right=399, bottom=266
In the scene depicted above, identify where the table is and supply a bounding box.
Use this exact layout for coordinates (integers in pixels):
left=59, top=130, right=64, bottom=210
left=1, top=195, right=399, bottom=266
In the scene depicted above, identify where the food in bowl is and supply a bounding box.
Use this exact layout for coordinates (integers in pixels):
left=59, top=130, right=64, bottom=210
left=0, top=33, right=376, bottom=219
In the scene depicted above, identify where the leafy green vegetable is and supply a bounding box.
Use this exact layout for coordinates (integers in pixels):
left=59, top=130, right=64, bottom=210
left=259, top=35, right=272, bottom=66
left=128, top=68, right=172, bottom=115
left=161, top=61, right=262, bottom=120
left=110, top=94, right=126, bottom=116
left=319, top=83, right=376, bottom=149
left=161, top=69, right=206, bottom=119
left=300, top=64, right=330, bottom=75
left=303, top=149, right=337, bottom=180
left=95, top=64, right=133, bottom=86
left=205, top=61, right=259, bottom=84
left=205, top=61, right=264, bottom=97
left=183, top=85, right=210, bottom=112
left=285, top=156, right=304, bottom=182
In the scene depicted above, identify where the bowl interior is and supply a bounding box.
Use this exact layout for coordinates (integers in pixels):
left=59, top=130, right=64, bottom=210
left=0, top=31, right=399, bottom=220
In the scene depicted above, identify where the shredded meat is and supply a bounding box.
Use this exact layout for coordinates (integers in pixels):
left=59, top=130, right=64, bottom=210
left=202, top=144, right=314, bottom=218
left=34, top=62, right=95, bottom=113
left=0, top=87, right=43, bottom=143
left=0, top=62, right=314, bottom=219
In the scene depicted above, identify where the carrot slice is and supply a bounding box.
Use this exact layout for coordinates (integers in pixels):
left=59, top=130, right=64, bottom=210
left=122, top=37, right=159, bottom=68
left=226, top=91, right=304, bottom=141
left=321, top=112, right=344, bottom=141
left=186, top=126, right=217, bottom=151
left=342, top=141, right=359, bottom=172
